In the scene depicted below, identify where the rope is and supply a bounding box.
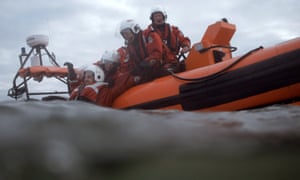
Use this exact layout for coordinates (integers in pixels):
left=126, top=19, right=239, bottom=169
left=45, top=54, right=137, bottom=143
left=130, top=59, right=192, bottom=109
left=169, top=46, right=264, bottom=83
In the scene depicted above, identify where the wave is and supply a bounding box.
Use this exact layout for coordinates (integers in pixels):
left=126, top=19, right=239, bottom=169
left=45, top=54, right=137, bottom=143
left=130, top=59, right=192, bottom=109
left=1, top=100, right=300, bottom=179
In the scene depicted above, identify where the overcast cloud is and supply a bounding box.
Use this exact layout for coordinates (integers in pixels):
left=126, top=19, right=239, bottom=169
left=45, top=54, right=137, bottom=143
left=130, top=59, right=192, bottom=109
left=0, top=0, right=299, bottom=101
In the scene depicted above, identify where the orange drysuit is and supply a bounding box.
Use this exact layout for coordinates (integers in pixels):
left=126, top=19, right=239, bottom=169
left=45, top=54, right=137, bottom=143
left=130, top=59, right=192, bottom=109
left=145, top=23, right=191, bottom=72
left=126, top=29, right=166, bottom=82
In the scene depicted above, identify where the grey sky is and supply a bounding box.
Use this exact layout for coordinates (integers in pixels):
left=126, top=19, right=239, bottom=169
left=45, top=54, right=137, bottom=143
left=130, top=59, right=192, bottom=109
left=1, top=0, right=299, bottom=101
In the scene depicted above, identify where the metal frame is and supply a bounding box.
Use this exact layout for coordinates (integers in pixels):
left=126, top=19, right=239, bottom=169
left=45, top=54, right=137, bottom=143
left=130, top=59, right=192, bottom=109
left=7, top=45, right=70, bottom=100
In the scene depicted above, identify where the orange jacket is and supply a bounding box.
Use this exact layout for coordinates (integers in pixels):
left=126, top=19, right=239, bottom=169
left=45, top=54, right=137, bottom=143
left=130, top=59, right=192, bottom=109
left=69, top=68, right=137, bottom=107
left=127, top=30, right=165, bottom=82
left=117, top=46, right=136, bottom=74
left=69, top=82, right=108, bottom=102
left=91, top=47, right=139, bottom=107
left=69, top=47, right=138, bottom=107
left=95, top=71, right=137, bottom=107
left=146, top=23, right=191, bottom=61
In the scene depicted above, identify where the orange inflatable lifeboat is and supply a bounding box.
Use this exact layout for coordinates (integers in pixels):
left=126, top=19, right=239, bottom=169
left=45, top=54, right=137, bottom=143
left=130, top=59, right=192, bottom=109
left=8, top=19, right=300, bottom=111
left=112, top=19, right=300, bottom=111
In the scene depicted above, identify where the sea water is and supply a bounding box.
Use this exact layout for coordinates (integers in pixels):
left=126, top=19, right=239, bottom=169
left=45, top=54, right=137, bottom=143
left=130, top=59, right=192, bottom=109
left=0, top=100, right=300, bottom=180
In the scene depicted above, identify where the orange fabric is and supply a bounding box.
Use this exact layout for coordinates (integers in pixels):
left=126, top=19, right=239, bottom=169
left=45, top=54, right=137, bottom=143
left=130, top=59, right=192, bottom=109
left=69, top=79, right=82, bottom=93
left=70, top=47, right=139, bottom=107
left=96, top=71, right=137, bottom=107
left=18, top=68, right=29, bottom=77
left=146, top=23, right=191, bottom=60
left=45, top=67, right=68, bottom=77
left=70, top=32, right=167, bottom=107
left=18, top=66, right=47, bottom=78
left=93, top=47, right=140, bottom=107
left=69, top=84, right=90, bottom=101
left=18, top=66, right=68, bottom=78
left=127, top=31, right=163, bottom=64
left=126, top=30, right=165, bottom=82
left=69, top=82, right=108, bottom=103
left=113, top=37, right=300, bottom=110
left=117, top=47, right=135, bottom=74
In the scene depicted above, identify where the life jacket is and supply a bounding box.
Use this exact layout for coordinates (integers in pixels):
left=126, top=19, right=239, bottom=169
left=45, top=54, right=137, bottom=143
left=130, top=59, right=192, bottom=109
left=126, top=30, right=164, bottom=82
left=127, top=32, right=147, bottom=65
left=148, top=23, right=191, bottom=58
left=117, top=46, right=135, bottom=74
left=149, top=23, right=178, bottom=53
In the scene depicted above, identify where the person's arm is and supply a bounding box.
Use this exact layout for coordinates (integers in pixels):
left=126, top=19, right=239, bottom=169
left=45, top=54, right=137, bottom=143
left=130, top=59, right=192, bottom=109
left=143, top=31, right=164, bottom=67
left=173, top=26, right=191, bottom=53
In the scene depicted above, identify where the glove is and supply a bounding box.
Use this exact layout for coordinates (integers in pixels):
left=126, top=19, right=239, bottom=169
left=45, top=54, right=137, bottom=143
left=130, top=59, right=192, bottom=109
left=64, top=62, right=73, bottom=68
left=64, top=62, right=77, bottom=80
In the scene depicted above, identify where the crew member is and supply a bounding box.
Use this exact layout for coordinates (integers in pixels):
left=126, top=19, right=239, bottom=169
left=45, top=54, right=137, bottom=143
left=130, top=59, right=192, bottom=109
left=69, top=64, right=108, bottom=103
left=119, top=19, right=166, bottom=82
left=145, top=5, right=191, bottom=72
left=94, top=49, right=141, bottom=107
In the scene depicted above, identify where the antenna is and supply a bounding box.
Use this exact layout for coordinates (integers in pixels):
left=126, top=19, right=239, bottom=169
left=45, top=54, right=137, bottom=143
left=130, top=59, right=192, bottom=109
left=24, top=34, right=60, bottom=67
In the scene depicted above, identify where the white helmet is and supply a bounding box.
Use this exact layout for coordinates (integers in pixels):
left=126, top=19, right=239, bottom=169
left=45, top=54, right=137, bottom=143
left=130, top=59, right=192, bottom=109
left=84, top=65, right=105, bottom=82
left=119, top=19, right=141, bottom=35
left=150, top=5, right=167, bottom=20
left=101, top=50, right=119, bottom=64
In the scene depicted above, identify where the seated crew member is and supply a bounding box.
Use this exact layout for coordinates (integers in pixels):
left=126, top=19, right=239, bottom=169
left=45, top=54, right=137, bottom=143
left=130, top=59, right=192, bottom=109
left=94, top=49, right=141, bottom=107
left=145, top=5, right=191, bottom=73
left=116, top=46, right=136, bottom=75
left=94, top=50, right=120, bottom=87
left=69, top=64, right=108, bottom=103
left=119, top=19, right=166, bottom=82
left=66, top=49, right=140, bottom=107
left=64, top=62, right=82, bottom=93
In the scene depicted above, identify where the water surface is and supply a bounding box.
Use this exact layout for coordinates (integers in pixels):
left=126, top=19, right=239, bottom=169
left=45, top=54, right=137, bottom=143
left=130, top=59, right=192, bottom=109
left=1, top=100, right=300, bottom=179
